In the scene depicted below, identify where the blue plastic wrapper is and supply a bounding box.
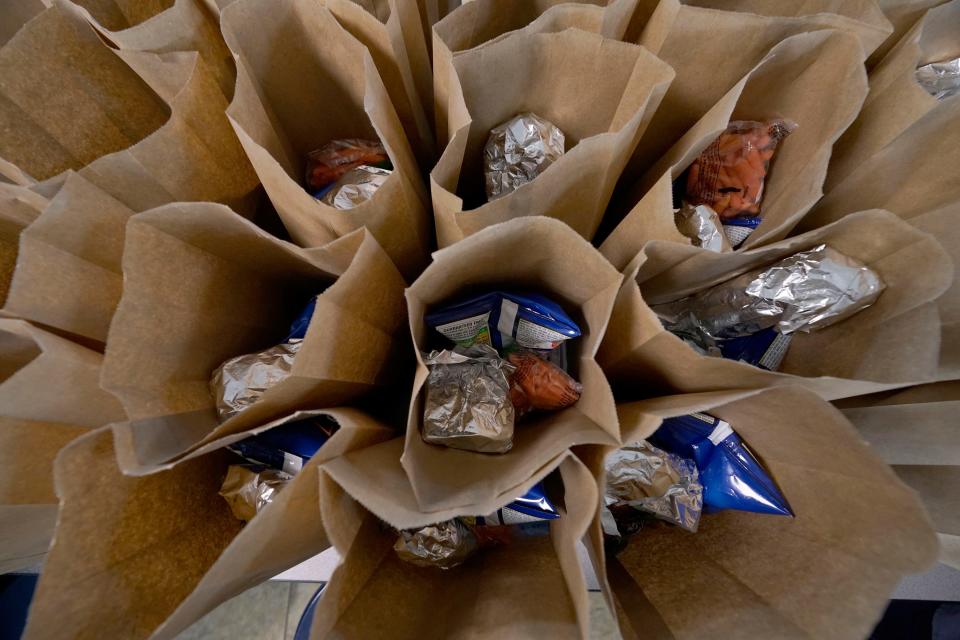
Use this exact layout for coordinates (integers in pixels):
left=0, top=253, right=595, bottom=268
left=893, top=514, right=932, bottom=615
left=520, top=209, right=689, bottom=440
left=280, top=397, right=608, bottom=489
left=286, top=297, right=318, bottom=341
left=649, top=413, right=792, bottom=517
left=722, top=215, right=762, bottom=248
left=479, top=482, right=559, bottom=525
left=718, top=327, right=792, bottom=371
left=227, top=417, right=337, bottom=475
left=425, top=291, right=580, bottom=351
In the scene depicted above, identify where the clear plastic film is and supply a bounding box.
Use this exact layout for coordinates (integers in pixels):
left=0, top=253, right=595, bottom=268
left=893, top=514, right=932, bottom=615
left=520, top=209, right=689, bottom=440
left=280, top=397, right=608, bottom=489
left=507, top=350, right=582, bottom=417
left=605, top=441, right=702, bottom=532
left=210, top=339, right=301, bottom=421
left=484, top=112, right=565, bottom=201
left=319, top=165, right=391, bottom=210
left=305, top=138, right=388, bottom=191
left=219, top=465, right=292, bottom=522
left=394, top=519, right=479, bottom=569
left=422, top=344, right=516, bottom=454
left=675, top=203, right=729, bottom=252
left=916, top=57, right=960, bottom=101
left=654, top=245, right=885, bottom=348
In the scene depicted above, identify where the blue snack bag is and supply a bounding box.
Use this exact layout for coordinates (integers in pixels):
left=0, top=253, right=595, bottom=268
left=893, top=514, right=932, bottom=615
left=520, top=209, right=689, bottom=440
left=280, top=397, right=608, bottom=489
left=719, top=327, right=792, bottom=371
left=228, top=417, right=337, bottom=475
left=479, top=482, right=559, bottom=525
left=425, top=291, right=580, bottom=350
left=649, top=413, right=792, bottom=517
left=722, top=215, right=762, bottom=248
left=286, top=296, right=318, bottom=341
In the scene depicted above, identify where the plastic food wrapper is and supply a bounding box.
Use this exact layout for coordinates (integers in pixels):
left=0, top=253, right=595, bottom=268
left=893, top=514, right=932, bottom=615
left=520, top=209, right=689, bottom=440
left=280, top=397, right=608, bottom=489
left=507, top=350, right=582, bottom=417
left=484, top=112, right=565, bottom=201
left=675, top=203, right=729, bottom=252
left=604, top=441, right=703, bottom=533
left=686, top=119, right=796, bottom=219
left=317, top=165, right=392, bottom=210
left=425, top=291, right=581, bottom=350
left=649, top=413, right=792, bottom=517
left=916, top=57, right=960, bottom=101
left=422, top=344, right=516, bottom=454
left=718, top=327, right=793, bottom=371
left=227, top=417, right=338, bottom=475
left=219, top=464, right=292, bottom=522
left=304, top=138, right=389, bottom=192
left=285, top=296, right=318, bottom=341
left=722, top=214, right=763, bottom=249
left=478, top=481, right=559, bottom=525
left=654, top=245, right=885, bottom=351
left=211, top=340, right=301, bottom=421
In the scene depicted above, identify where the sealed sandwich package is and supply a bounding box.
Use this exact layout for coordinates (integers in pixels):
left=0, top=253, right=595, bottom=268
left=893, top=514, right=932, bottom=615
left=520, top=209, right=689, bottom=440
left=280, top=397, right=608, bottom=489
left=598, top=210, right=952, bottom=401
left=221, top=0, right=430, bottom=279
left=23, top=408, right=392, bottom=640
left=0, top=320, right=126, bottom=574
left=827, top=0, right=960, bottom=190
left=804, top=95, right=960, bottom=380
left=0, top=2, right=259, bottom=215
left=597, top=386, right=938, bottom=640
left=312, top=450, right=599, bottom=639
left=101, top=202, right=406, bottom=474
left=601, top=29, right=868, bottom=269
left=431, top=27, right=673, bottom=246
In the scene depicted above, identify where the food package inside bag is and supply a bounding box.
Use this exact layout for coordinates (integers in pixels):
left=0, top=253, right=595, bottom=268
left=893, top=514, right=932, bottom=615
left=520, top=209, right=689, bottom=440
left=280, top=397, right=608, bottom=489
left=221, top=0, right=429, bottom=279
left=102, top=202, right=406, bottom=474
left=23, top=408, right=393, bottom=640
left=596, top=386, right=938, bottom=640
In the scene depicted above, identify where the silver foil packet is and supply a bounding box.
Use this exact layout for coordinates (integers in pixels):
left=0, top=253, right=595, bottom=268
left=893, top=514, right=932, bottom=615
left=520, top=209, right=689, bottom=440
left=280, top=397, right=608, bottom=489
left=484, top=112, right=565, bottom=201
left=654, top=245, right=885, bottom=345
left=211, top=339, right=301, bottom=421
left=675, top=203, right=728, bottom=252
left=605, top=441, right=703, bottom=533
left=320, top=164, right=391, bottom=210
left=219, top=464, right=292, bottom=522
left=422, top=344, right=516, bottom=454
left=916, top=57, right=960, bottom=101
left=394, top=519, right=479, bottom=569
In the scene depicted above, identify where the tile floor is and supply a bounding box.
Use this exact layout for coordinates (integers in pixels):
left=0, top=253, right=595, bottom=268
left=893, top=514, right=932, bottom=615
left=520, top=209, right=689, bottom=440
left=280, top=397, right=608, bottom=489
left=175, top=581, right=622, bottom=639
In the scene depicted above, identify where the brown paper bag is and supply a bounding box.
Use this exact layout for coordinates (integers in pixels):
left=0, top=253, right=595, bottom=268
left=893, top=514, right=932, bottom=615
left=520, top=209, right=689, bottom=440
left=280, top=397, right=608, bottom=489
left=0, top=182, right=46, bottom=308
left=836, top=381, right=960, bottom=571
left=23, top=407, right=392, bottom=640
left=620, top=0, right=891, bottom=184
left=101, top=201, right=407, bottom=473
left=311, top=448, right=598, bottom=639
left=67, top=0, right=236, bottom=99
left=1, top=173, right=133, bottom=347
left=321, top=0, right=435, bottom=166
left=827, top=0, right=960, bottom=190
left=870, top=0, right=950, bottom=66
left=0, top=3, right=259, bottom=215
left=67, top=0, right=174, bottom=30
left=600, top=30, right=868, bottom=269
left=0, top=319, right=125, bottom=574
left=802, top=98, right=960, bottom=380
left=222, top=0, right=430, bottom=280
left=401, top=216, right=622, bottom=512
left=431, top=0, right=635, bottom=146
left=602, top=386, right=938, bottom=639
left=432, top=28, right=673, bottom=247
left=0, top=0, right=46, bottom=45
left=599, top=210, right=953, bottom=401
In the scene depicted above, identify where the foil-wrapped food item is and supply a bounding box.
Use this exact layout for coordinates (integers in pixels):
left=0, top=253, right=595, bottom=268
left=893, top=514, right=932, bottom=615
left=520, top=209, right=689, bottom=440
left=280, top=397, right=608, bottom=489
left=654, top=245, right=885, bottom=346
left=394, top=519, right=479, bottom=569
left=422, top=344, right=516, bottom=454
left=916, top=57, right=960, bottom=101
left=219, top=464, right=292, bottom=522
left=211, top=340, right=301, bottom=421
left=484, top=113, right=565, bottom=201
left=675, top=203, right=729, bottom=252
left=605, top=441, right=703, bottom=532
left=319, top=165, right=392, bottom=210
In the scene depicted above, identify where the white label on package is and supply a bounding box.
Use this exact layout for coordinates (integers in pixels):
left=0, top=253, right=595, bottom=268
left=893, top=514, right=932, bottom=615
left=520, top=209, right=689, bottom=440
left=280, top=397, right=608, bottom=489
left=497, top=299, right=520, bottom=340
left=515, top=318, right=570, bottom=349
left=435, top=313, right=491, bottom=345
